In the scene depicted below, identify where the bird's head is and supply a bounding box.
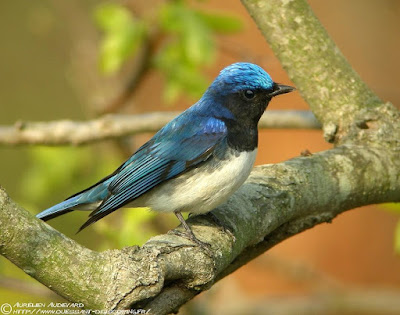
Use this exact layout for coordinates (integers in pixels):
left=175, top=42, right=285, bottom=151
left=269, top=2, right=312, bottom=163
left=203, top=62, right=295, bottom=123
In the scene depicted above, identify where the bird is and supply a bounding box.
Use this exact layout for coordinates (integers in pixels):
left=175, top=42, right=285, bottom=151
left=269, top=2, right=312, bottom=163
left=36, top=62, right=294, bottom=245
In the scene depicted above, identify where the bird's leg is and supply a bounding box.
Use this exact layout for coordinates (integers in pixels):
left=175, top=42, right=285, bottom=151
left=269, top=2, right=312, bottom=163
left=174, top=211, right=211, bottom=251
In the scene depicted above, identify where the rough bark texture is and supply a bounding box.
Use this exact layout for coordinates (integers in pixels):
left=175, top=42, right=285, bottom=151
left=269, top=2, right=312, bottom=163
left=241, top=0, right=382, bottom=135
left=1, top=0, right=400, bottom=314
left=1, top=142, right=399, bottom=313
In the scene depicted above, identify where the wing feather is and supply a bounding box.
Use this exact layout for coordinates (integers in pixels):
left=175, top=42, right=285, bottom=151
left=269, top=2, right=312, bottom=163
left=79, top=114, right=227, bottom=230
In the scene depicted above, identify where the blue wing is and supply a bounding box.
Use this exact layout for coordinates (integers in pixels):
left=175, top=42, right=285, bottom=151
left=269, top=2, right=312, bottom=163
left=78, top=112, right=227, bottom=230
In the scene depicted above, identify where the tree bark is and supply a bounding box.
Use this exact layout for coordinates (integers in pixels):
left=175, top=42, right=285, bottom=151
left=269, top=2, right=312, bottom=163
left=0, top=110, right=319, bottom=146
left=1, top=0, right=399, bottom=314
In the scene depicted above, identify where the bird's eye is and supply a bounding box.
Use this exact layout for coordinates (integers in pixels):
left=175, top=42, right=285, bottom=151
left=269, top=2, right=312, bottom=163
left=243, top=90, right=255, bottom=100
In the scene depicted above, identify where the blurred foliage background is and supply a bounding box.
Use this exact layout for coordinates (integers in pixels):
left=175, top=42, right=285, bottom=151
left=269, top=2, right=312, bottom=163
left=1, top=0, right=400, bottom=314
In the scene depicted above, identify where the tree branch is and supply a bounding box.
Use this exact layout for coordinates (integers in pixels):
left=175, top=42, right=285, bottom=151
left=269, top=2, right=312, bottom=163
left=0, top=110, right=320, bottom=146
left=1, top=141, right=399, bottom=313
left=1, top=0, right=400, bottom=314
left=241, top=0, right=385, bottom=144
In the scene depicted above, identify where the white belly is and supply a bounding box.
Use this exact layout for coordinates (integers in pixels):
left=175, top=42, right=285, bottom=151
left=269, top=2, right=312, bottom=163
left=130, top=148, right=257, bottom=214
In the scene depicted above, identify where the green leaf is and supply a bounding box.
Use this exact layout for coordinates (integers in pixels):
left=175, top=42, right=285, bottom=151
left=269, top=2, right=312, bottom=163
left=195, top=10, right=243, bottom=33
left=154, top=42, right=209, bottom=103
left=159, top=2, right=215, bottom=66
left=156, top=2, right=220, bottom=102
left=94, top=4, right=146, bottom=74
left=155, top=2, right=244, bottom=101
left=159, top=2, right=184, bottom=33
left=181, top=18, right=214, bottom=65
left=94, top=3, right=133, bottom=32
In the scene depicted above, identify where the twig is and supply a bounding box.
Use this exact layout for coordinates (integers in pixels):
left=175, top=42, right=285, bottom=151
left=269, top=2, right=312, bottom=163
left=0, top=110, right=320, bottom=146
left=1, top=0, right=399, bottom=313
left=96, top=28, right=162, bottom=115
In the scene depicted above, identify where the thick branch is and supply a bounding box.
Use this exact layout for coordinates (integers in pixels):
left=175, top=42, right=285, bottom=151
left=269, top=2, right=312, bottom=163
left=241, top=0, right=384, bottom=143
left=1, top=141, right=399, bottom=313
left=0, top=110, right=319, bottom=146
left=1, top=1, right=400, bottom=314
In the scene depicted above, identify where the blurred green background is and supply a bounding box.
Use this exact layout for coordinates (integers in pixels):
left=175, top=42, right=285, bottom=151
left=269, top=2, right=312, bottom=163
left=1, top=0, right=400, bottom=314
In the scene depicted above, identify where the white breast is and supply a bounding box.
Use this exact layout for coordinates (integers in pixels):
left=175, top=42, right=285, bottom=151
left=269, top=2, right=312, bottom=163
left=131, top=148, right=257, bottom=214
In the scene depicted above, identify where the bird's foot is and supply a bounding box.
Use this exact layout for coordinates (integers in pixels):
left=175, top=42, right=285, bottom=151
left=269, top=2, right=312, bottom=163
left=174, top=211, right=213, bottom=256
left=173, top=229, right=211, bottom=252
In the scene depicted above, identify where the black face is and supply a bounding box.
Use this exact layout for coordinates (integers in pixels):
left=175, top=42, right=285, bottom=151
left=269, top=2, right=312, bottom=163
left=220, top=83, right=295, bottom=151
left=225, top=89, right=273, bottom=125
left=222, top=83, right=295, bottom=125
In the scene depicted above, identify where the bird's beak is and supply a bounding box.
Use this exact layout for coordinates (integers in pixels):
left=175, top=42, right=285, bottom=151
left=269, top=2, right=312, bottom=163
left=269, top=83, right=296, bottom=97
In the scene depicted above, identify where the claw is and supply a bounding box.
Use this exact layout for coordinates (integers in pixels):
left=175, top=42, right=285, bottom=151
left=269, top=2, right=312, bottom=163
left=174, top=211, right=212, bottom=255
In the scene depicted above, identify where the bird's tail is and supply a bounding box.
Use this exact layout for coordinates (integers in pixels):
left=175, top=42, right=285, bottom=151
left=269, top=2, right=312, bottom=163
left=36, top=195, right=85, bottom=221
left=36, top=195, right=102, bottom=221
left=36, top=176, right=112, bottom=222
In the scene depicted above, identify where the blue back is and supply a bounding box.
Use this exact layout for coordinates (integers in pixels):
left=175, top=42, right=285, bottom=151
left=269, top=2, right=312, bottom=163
left=38, top=62, right=276, bottom=229
left=79, top=108, right=228, bottom=229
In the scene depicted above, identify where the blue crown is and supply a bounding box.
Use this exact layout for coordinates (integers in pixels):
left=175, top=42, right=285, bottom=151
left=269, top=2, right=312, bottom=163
left=209, top=62, right=274, bottom=95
